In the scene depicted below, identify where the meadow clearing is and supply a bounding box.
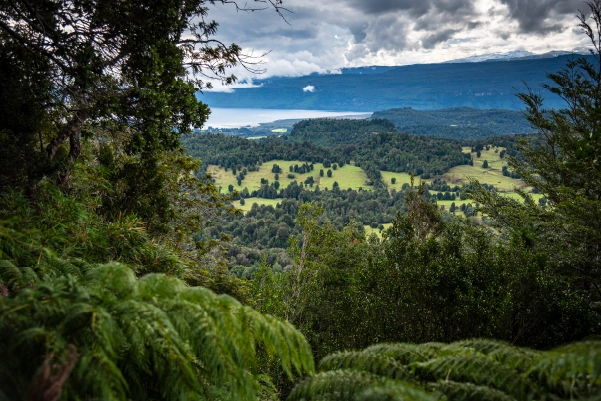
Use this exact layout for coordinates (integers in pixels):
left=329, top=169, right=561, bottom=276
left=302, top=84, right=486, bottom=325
left=218, top=146, right=541, bottom=215
left=208, top=159, right=372, bottom=193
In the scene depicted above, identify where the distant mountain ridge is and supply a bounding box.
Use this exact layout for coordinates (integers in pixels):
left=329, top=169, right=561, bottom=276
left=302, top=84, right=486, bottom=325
left=444, top=48, right=588, bottom=64
left=199, top=54, right=595, bottom=112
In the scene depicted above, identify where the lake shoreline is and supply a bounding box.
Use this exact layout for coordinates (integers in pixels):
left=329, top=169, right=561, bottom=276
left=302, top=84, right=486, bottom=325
left=204, top=108, right=372, bottom=129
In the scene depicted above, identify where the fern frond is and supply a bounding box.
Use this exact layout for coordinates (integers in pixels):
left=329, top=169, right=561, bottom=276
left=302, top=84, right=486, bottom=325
left=430, top=380, right=518, bottom=401
left=448, top=340, right=541, bottom=372
left=526, top=341, right=601, bottom=399
left=318, top=351, right=412, bottom=381
left=364, top=343, right=440, bottom=365
left=412, top=355, right=540, bottom=401
left=0, top=263, right=314, bottom=401
left=355, top=382, right=437, bottom=401
left=286, top=370, right=390, bottom=401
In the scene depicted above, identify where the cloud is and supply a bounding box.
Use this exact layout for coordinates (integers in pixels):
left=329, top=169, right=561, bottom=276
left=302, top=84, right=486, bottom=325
left=302, top=85, right=316, bottom=92
left=198, top=0, right=588, bottom=80
left=498, top=0, right=582, bottom=34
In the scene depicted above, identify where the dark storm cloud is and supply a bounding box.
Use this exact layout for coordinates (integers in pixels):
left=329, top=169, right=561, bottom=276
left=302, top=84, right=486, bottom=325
left=346, top=0, right=431, bottom=16
left=201, top=0, right=586, bottom=80
left=422, top=28, right=461, bottom=49
left=499, top=0, right=584, bottom=34
left=345, top=0, right=475, bottom=17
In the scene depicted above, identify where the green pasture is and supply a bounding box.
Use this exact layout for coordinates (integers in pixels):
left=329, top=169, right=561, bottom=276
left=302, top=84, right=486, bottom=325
left=318, top=164, right=371, bottom=191
left=364, top=223, right=393, bottom=239
left=271, top=128, right=287, bottom=133
left=232, top=197, right=282, bottom=213
left=434, top=146, right=527, bottom=192
left=209, top=159, right=373, bottom=193
left=381, top=171, right=414, bottom=190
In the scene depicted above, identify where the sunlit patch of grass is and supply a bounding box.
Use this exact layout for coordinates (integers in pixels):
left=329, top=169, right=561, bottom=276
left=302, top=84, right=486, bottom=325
left=232, top=197, right=282, bottom=213
left=208, top=160, right=373, bottom=194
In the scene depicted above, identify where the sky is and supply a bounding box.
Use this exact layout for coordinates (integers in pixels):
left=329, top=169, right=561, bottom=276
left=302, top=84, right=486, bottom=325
left=204, top=0, right=592, bottom=87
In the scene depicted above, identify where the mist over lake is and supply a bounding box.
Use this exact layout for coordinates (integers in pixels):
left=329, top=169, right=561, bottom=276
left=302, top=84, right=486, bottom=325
left=204, top=108, right=371, bottom=128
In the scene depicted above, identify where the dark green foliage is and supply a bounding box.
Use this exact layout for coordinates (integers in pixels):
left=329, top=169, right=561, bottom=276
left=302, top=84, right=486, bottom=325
left=183, top=128, right=471, bottom=186
left=288, top=118, right=397, bottom=146
left=371, top=107, right=534, bottom=139
left=0, top=259, right=314, bottom=401
left=470, top=1, right=601, bottom=302
left=289, top=339, right=601, bottom=401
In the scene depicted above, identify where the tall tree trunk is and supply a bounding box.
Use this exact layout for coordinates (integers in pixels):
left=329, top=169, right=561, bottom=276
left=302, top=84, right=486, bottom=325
left=45, top=110, right=87, bottom=160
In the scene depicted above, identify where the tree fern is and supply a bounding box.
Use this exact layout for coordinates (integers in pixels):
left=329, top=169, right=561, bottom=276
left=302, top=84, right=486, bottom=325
left=526, top=341, right=601, bottom=399
left=412, top=355, right=540, bottom=401
left=0, top=263, right=314, bottom=401
left=318, top=351, right=412, bottom=381
left=290, top=339, right=600, bottom=401
left=429, top=381, right=517, bottom=401
left=287, top=370, right=391, bottom=401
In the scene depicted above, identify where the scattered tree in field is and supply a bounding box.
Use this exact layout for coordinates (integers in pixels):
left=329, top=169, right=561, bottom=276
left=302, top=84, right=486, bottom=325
left=327, top=169, right=332, bottom=177
left=482, top=160, right=489, bottom=168
left=391, top=177, right=397, bottom=184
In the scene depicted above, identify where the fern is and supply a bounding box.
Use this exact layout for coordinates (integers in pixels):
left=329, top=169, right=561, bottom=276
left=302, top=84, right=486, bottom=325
left=318, top=351, right=412, bottom=381
left=429, top=380, right=518, bottom=401
left=0, top=263, right=314, bottom=401
left=526, top=341, right=601, bottom=399
left=450, top=340, right=541, bottom=372
left=355, top=383, right=437, bottom=401
left=291, top=339, right=601, bottom=401
left=287, top=370, right=391, bottom=401
left=362, top=343, right=440, bottom=365
left=411, top=355, right=540, bottom=401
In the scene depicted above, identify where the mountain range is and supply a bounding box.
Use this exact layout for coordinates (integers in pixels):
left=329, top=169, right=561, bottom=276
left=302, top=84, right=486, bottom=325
left=199, top=54, right=593, bottom=112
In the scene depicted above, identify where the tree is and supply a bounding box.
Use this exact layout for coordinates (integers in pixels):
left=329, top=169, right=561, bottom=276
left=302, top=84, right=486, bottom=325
left=0, top=0, right=284, bottom=194
left=320, top=169, right=324, bottom=177
left=391, top=177, right=397, bottom=184
left=327, top=169, right=332, bottom=178
left=482, top=160, right=489, bottom=168
left=471, top=0, right=601, bottom=299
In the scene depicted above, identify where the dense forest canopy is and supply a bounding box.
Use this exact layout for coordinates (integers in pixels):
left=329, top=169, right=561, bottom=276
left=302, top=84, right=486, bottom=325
left=371, top=107, right=535, bottom=139
left=2, top=0, right=601, bottom=400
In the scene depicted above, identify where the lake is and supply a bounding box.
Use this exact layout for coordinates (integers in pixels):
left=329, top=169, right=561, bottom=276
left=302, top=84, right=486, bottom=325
left=204, top=108, right=372, bottom=128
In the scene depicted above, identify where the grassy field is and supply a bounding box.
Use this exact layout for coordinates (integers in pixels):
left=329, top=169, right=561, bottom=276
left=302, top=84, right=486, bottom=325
left=364, top=223, right=393, bottom=239
left=318, top=164, right=371, bottom=191
left=381, top=171, right=414, bottom=190
left=232, top=197, right=281, bottom=213
left=208, top=160, right=373, bottom=193
left=271, top=128, right=287, bottom=133
left=430, top=146, right=527, bottom=192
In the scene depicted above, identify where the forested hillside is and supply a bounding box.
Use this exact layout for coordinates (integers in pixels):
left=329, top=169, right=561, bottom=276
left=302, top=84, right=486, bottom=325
left=184, top=121, right=471, bottom=183
left=2, top=1, right=601, bottom=401
left=371, top=107, right=534, bottom=139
